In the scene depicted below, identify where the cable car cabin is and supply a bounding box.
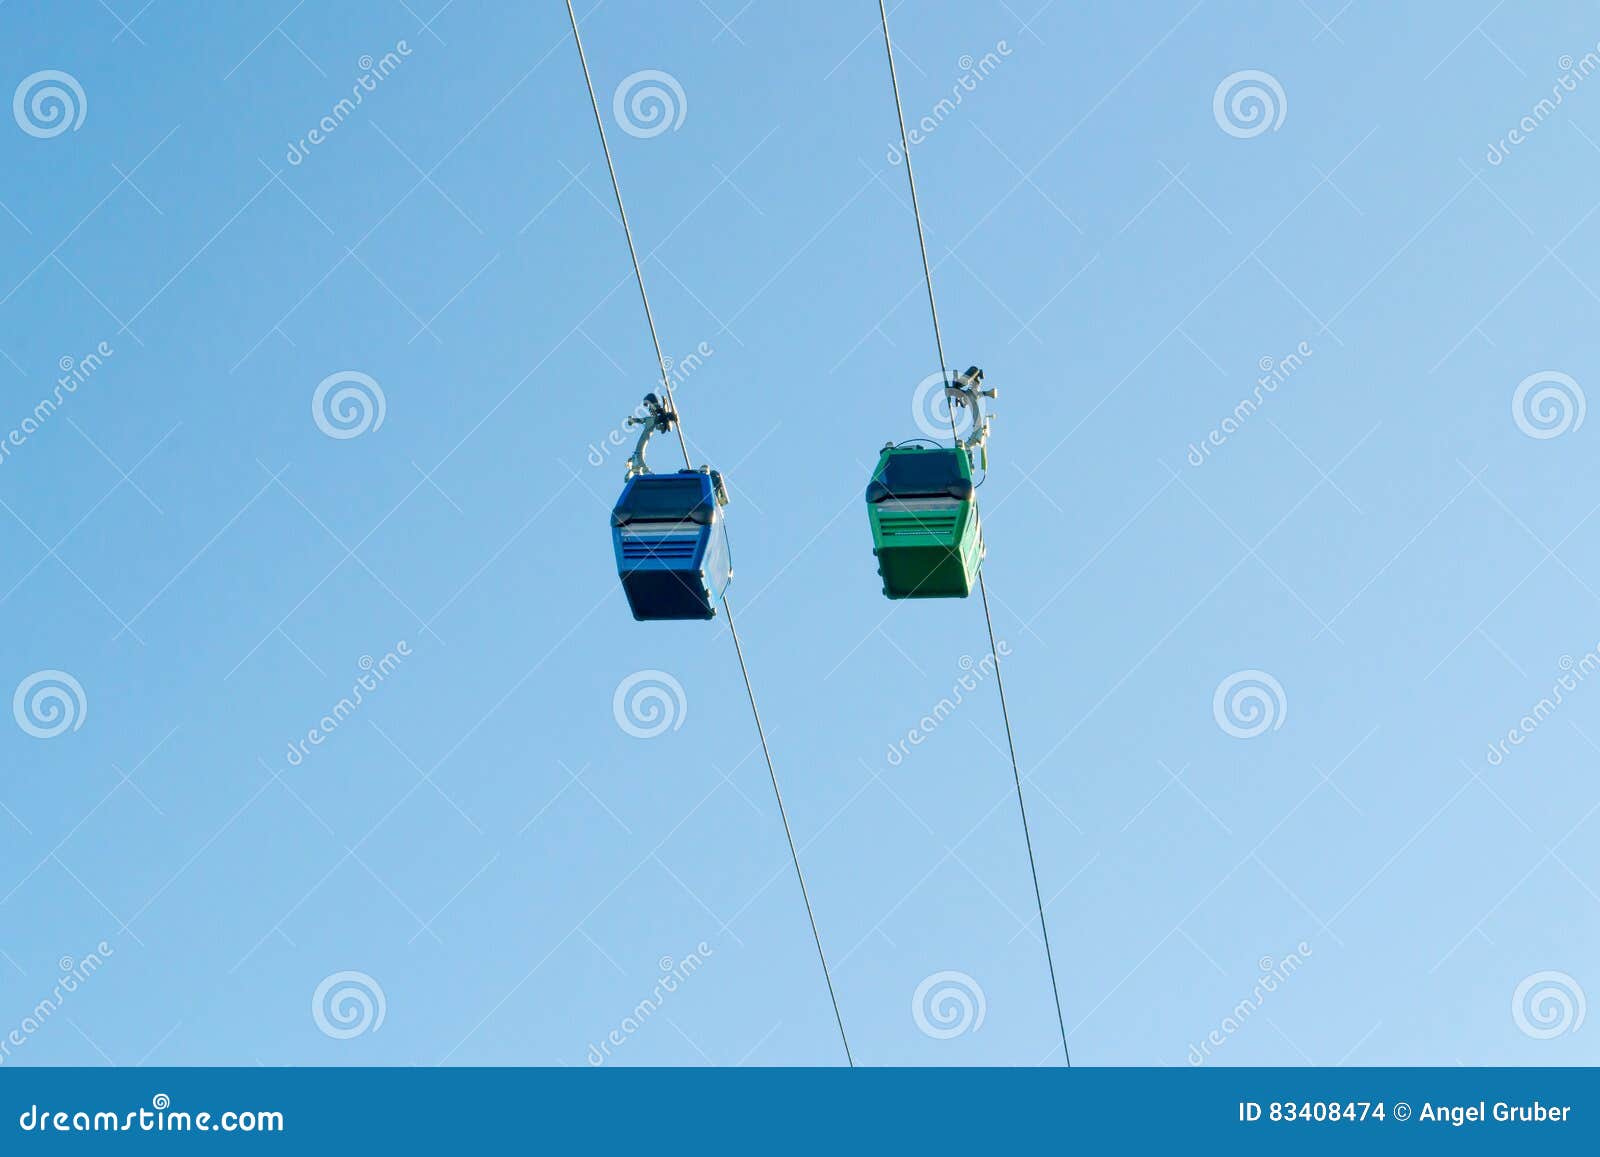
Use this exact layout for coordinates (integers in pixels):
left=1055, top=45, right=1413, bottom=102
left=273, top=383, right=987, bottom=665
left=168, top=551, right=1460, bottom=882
left=866, top=445, right=983, bottom=599
left=612, top=468, right=732, bottom=620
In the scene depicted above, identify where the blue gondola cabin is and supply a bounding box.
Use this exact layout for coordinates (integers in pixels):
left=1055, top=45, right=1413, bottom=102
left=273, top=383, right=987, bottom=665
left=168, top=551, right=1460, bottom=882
left=611, top=468, right=732, bottom=620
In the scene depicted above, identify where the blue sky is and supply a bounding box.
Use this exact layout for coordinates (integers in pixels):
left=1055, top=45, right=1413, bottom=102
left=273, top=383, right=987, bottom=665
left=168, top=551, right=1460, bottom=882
left=1, top=0, right=1598, bottom=1067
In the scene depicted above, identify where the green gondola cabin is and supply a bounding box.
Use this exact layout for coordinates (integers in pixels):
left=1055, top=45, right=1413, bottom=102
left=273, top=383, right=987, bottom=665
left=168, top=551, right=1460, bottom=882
left=867, top=443, right=984, bottom=598
left=865, top=366, right=995, bottom=600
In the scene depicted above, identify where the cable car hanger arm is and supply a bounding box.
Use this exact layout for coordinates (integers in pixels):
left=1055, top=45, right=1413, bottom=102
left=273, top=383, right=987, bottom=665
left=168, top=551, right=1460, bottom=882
left=624, top=392, right=676, bottom=479
left=945, top=365, right=997, bottom=468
